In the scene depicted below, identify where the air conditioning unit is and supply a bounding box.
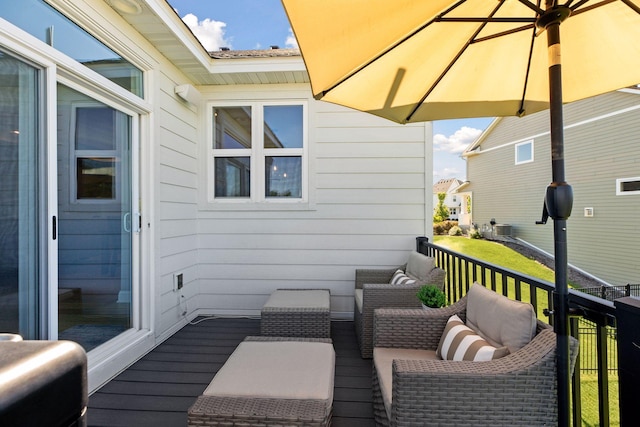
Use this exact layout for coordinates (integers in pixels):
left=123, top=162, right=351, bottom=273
left=494, top=224, right=512, bottom=237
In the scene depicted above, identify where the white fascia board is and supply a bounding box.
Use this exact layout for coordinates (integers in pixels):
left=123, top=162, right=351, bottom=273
left=209, top=56, right=307, bottom=74
left=461, top=117, right=502, bottom=157
left=142, top=0, right=213, bottom=68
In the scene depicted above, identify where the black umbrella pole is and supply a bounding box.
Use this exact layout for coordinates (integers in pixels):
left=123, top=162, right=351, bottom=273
left=547, top=21, right=573, bottom=427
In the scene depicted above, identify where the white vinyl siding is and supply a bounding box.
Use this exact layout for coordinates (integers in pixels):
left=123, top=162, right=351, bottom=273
left=196, top=85, right=430, bottom=318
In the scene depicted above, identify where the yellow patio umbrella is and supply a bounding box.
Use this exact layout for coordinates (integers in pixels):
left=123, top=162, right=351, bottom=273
left=281, top=0, right=640, bottom=425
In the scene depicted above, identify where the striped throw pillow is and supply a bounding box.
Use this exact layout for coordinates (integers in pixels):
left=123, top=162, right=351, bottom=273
left=437, top=315, right=510, bottom=361
left=390, top=269, right=417, bottom=285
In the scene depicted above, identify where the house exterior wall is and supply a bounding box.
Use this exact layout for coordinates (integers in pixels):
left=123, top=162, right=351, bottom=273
left=465, top=90, right=640, bottom=285
left=1, top=0, right=434, bottom=391
left=196, top=84, right=431, bottom=318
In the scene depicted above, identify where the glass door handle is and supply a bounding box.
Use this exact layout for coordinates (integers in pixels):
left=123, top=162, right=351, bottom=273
left=123, top=212, right=131, bottom=233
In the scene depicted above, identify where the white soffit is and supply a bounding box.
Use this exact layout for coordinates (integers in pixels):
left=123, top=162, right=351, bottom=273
left=102, top=0, right=309, bottom=86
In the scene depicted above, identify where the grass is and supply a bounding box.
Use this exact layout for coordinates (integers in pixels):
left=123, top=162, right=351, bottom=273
left=433, top=235, right=620, bottom=427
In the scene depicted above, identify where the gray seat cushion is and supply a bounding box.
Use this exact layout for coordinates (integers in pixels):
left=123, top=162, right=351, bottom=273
left=373, top=347, right=438, bottom=420
left=263, top=289, right=330, bottom=309
left=204, top=340, right=335, bottom=400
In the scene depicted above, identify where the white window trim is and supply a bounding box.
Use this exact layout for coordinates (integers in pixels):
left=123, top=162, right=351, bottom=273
left=616, top=177, right=640, bottom=195
left=515, top=140, right=534, bottom=165
left=207, top=100, right=309, bottom=207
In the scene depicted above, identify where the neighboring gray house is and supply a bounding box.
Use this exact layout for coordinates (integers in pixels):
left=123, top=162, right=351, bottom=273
left=433, top=178, right=464, bottom=220
left=461, top=88, right=640, bottom=286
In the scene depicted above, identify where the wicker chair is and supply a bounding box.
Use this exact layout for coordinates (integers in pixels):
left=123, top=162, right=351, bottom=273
left=354, top=251, right=446, bottom=358
left=371, top=289, right=580, bottom=426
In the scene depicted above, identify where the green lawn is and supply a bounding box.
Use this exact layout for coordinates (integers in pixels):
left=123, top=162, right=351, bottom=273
left=434, top=235, right=557, bottom=282
left=433, top=235, right=620, bottom=427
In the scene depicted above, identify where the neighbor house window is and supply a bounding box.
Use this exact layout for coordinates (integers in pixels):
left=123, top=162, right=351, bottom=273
left=211, top=103, right=306, bottom=202
left=72, top=105, right=124, bottom=202
left=515, top=140, right=533, bottom=164
left=616, top=177, right=640, bottom=195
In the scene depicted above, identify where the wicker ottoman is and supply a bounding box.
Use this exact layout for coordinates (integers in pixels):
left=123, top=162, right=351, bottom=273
left=188, top=336, right=335, bottom=427
left=261, top=289, right=331, bottom=338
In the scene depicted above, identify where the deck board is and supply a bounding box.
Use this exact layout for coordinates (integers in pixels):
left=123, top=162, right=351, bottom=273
left=87, top=318, right=375, bottom=426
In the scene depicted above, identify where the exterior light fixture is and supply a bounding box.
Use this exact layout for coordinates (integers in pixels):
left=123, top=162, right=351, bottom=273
left=108, top=0, right=142, bottom=15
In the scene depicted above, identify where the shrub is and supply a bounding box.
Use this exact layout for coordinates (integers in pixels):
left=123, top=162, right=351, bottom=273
left=433, top=220, right=458, bottom=235
left=416, top=285, right=447, bottom=308
left=469, top=227, right=483, bottom=239
left=448, top=225, right=463, bottom=236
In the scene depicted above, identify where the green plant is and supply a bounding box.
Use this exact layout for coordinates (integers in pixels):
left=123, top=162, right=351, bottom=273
left=433, top=192, right=449, bottom=222
left=448, top=225, right=462, bottom=236
left=469, top=226, right=483, bottom=239
left=416, top=285, right=447, bottom=308
left=433, top=220, right=458, bottom=235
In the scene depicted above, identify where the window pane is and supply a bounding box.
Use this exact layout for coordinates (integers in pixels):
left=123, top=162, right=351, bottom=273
left=621, top=180, right=640, bottom=192
left=264, top=105, right=303, bottom=148
left=266, top=157, right=301, bottom=198
left=0, top=50, right=40, bottom=338
left=213, top=107, right=251, bottom=149
left=215, top=157, right=250, bottom=197
left=516, top=142, right=532, bottom=163
left=76, top=107, right=115, bottom=150
left=76, top=157, right=115, bottom=199
left=0, top=0, right=143, bottom=96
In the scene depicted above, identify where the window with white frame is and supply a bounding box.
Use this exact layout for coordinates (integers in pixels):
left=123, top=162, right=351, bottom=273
left=210, top=103, right=306, bottom=202
left=515, top=140, right=534, bottom=164
left=72, top=104, right=123, bottom=203
left=616, top=177, right=640, bottom=195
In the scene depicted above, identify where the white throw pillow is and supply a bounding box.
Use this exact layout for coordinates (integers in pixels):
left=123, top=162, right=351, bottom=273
left=390, top=269, right=417, bottom=285
left=437, top=315, right=510, bottom=361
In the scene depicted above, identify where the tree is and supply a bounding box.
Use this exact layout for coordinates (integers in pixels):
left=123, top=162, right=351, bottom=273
left=433, top=192, right=449, bottom=222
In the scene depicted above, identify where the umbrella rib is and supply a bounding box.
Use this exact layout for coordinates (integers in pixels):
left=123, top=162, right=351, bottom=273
left=517, top=23, right=539, bottom=116
left=473, top=24, right=535, bottom=43
left=619, top=0, right=640, bottom=14
left=571, top=0, right=619, bottom=14
left=517, top=0, right=545, bottom=14
left=317, top=0, right=468, bottom=98
left=405, top=1, right=508, bottom=122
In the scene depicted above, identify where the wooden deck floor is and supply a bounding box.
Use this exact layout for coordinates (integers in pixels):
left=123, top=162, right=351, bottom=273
left=87, top=318, right=375, bottom=426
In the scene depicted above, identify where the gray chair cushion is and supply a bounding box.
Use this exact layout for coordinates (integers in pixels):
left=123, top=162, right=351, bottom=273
left=466, top=283, right=537, bottom=353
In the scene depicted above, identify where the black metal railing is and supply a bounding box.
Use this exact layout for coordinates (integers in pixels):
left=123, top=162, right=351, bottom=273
left=580, top=284, right=640, bottom=301
left=418, top=238, right=620, bottom=427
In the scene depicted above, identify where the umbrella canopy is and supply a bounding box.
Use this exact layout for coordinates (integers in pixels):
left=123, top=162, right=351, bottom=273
left=282, top=1, right=640, bottom=426
left=283, top=0, right=640, bottom=124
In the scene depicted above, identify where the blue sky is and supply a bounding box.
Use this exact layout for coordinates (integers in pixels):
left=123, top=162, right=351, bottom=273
left=168, top=0, right=494, bottom=184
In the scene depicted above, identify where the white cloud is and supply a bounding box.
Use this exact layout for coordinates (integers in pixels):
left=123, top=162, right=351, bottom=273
left=182, top=13, right=232, bottom=51
left=285, top=28, right=298, bottom=48
left=433, top=126, right=482, bottom=154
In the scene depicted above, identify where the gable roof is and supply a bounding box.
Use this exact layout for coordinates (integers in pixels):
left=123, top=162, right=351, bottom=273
left=433, top=178, right=464, bottom=194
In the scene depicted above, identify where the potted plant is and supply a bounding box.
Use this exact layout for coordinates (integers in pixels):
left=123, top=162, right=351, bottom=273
left=416, top=285, right=447, bottom=309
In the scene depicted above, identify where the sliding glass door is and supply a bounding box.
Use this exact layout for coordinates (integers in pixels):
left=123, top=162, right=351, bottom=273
left=0, top=50, right=42, bottom=339
left=56, top=84, right=134, bottom=351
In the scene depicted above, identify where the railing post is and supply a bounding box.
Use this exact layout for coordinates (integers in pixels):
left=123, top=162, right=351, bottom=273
left=416, top=236, right=428, bottom=254
left=614, top=297, right=640, bottom=427
left=570, top=317, right=582, bottom=427
left=595, top=319, right=610, bottom=427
